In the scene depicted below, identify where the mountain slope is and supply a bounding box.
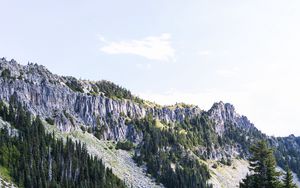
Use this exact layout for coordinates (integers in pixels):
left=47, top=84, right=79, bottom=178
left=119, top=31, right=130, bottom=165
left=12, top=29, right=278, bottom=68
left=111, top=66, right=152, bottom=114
left=0, top=58, right=300, bottom=187
left=43, top=121, right=164, bottom=188
left=0, top=100, right=126, bottom=188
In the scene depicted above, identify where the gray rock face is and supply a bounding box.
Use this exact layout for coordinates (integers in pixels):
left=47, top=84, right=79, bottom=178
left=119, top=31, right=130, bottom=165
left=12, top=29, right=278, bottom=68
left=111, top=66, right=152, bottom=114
left=0, top=118, right=18, bottom=137
left=1, top=58, right=300, bottom=180
left=0, top=59, right=257, bottom=145
left=208, top=101, right=255, bottom=136
left=0, top=58, right=204, bottom=141
left=0, top=58, right=261, bottom=160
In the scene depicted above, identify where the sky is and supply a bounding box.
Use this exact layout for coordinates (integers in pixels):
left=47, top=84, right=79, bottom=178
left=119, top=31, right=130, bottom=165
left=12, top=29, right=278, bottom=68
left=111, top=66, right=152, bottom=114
left=1, top=0, right=300, bottom=136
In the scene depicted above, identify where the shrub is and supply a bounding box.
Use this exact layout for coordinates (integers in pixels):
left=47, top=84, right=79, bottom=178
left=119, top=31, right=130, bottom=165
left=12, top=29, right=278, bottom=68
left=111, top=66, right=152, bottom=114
left=65, top=79, right=84, bottom=93
left=220, top=157, right=227, bottom=165
left=227, top=159, right=232, bottom=166
left=212, top=163, right=218, bottom=169
left=1, top=69, right=11, bottom=79
left=116, top=141, right=134, bottom=151
left=45, top=117, right=55, bottom=125
left=80, top=125, right=86, bottom=133
left=87, top=127, right=93, bottom=133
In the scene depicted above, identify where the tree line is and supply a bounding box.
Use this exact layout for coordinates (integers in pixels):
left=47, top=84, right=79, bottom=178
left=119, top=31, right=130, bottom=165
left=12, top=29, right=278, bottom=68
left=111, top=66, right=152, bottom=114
left=132, top=115, right=212, bottom=188
left=0, top=97, right=126, bottom=188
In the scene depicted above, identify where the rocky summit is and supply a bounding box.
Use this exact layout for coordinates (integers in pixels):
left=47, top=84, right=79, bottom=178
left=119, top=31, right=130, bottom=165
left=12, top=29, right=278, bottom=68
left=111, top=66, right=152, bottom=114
left=0, top=58, right=299, bottom=188
left=0, top=58, right=201, bottom=139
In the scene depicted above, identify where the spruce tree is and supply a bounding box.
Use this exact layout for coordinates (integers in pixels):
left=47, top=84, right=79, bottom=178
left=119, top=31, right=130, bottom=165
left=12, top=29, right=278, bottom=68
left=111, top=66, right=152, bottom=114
left=283, top=167, right=297, bottom=188
left=0, top=100, right=126, bottom=188
left=240, top=140, right=282, bottom=188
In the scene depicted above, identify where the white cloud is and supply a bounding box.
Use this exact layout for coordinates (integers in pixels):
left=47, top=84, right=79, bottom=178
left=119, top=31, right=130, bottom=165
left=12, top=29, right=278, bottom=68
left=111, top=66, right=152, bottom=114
left=99, top=33, right=175, bottom=62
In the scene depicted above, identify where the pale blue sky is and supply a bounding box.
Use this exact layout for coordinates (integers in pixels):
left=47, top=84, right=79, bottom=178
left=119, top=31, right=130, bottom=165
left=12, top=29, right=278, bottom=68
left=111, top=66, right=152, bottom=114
left=1, top=0, right=300, bottom=136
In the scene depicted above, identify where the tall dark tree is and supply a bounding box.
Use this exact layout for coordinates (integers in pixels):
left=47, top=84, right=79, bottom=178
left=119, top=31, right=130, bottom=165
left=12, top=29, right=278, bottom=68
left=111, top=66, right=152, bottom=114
left=240, top=140, right=282, bottom=188
left=132, top=115, right=212, bottom=188
left=283, top=167, right=297, bottom=188
left=0, top=100, right=126, bottom=188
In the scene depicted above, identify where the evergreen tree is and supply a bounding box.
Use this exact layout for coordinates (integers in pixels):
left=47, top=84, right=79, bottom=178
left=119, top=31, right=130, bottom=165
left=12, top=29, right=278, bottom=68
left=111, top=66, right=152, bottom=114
left=240, top=140, right=282, bottom=188
left=283, top=167, right=297, bottom=188
left=0, top=100, right=126, bottom=188
left=132, top=115, right=212, bottom=188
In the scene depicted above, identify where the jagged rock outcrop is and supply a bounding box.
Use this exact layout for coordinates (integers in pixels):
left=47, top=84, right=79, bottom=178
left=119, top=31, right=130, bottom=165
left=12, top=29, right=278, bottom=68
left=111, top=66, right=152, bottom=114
left=0, top=118, right=18, bottom=137
left=0, top=58, right=299, bottom=158
left=208, top=101, right=255, bottom=136
left=1, top=58, right=300, bottom=186
left=0, top=58, right=257, bottom=166
left=0, top=58, right=203, bottom=141
left=0, top=58, right=263, bottom=158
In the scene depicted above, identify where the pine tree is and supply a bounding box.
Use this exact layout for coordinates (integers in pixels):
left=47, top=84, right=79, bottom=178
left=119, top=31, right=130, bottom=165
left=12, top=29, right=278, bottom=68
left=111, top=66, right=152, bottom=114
left=240, top=140, right=282, bottom=188
left=0, top=100, right=126, bottom=188
left=283, top=167, right=297, bottom=188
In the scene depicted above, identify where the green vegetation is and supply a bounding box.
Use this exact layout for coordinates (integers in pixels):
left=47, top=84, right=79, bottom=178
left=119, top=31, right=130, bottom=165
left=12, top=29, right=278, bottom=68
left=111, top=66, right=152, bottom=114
left=0, top=97, right=126, bottom=188
left=132, top=115, right=212, bottom=188
left=219, top=121, right=300, bottom=182
left=240, top=140, right=285, bottom=188
left=0, top=165, right=12, bottom=182
left=274, top=137, right=300, bottom=179
left=0, top=100, right=8, bottom=120
left=91, top=80, right=144, bottom=103
left=223, top=122, right=265, bottom=155
left=222, top=122, right=300, bottom=181
left=133, top=114, right=219, bottom=151
left=116, top=141, right=134, bottom=151
left=129, top=113, right=299, bottom=188
left=63, top=110, right=75, bottom=126
left=283, top=168, right=297, bottom=188
left=94, top=116, right=107, bottom=140
left=45, top=117, right=55, bottom=125
left=1, top=69, right=11, bottom=79
left=166, top=102, right=195, bottom=110
left=64, top=77, right=144, bottom=103
left=65, top=78, right=84, bottom=93
left=92, top=80, right=132, bottom=99
left=80, top=125, right=86, bottom=133
left=128, top=113, right=268, bottom=188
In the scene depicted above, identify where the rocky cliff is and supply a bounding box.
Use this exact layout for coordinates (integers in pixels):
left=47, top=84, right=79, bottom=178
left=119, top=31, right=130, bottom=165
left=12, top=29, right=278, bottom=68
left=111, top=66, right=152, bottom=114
left=0, top=58, right=202, bottom=141
left=0, top=58, right=292, bottom=157
left=208, top=102, right=256, bottom=136
left=0, top=59, right=255, bottom=134
left=1, top=58, right=300, bottom=187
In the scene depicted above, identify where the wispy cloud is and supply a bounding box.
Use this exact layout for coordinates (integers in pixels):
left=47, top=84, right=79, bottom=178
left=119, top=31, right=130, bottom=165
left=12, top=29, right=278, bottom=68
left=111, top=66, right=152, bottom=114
left=98, top=33, right=175, bottom=62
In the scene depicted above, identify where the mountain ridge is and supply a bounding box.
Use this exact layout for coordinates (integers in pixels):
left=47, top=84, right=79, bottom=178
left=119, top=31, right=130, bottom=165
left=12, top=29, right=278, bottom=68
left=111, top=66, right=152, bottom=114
left=0, top=57, right=300, bottom=188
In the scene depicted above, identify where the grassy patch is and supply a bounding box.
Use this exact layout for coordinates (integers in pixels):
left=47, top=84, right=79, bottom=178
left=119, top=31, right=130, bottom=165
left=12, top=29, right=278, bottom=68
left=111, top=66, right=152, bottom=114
left=179, top=129, right=187, bottom=135
left=0, top=166, right=12, bottom=182
left=155, top=119, right=166, bottom=130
